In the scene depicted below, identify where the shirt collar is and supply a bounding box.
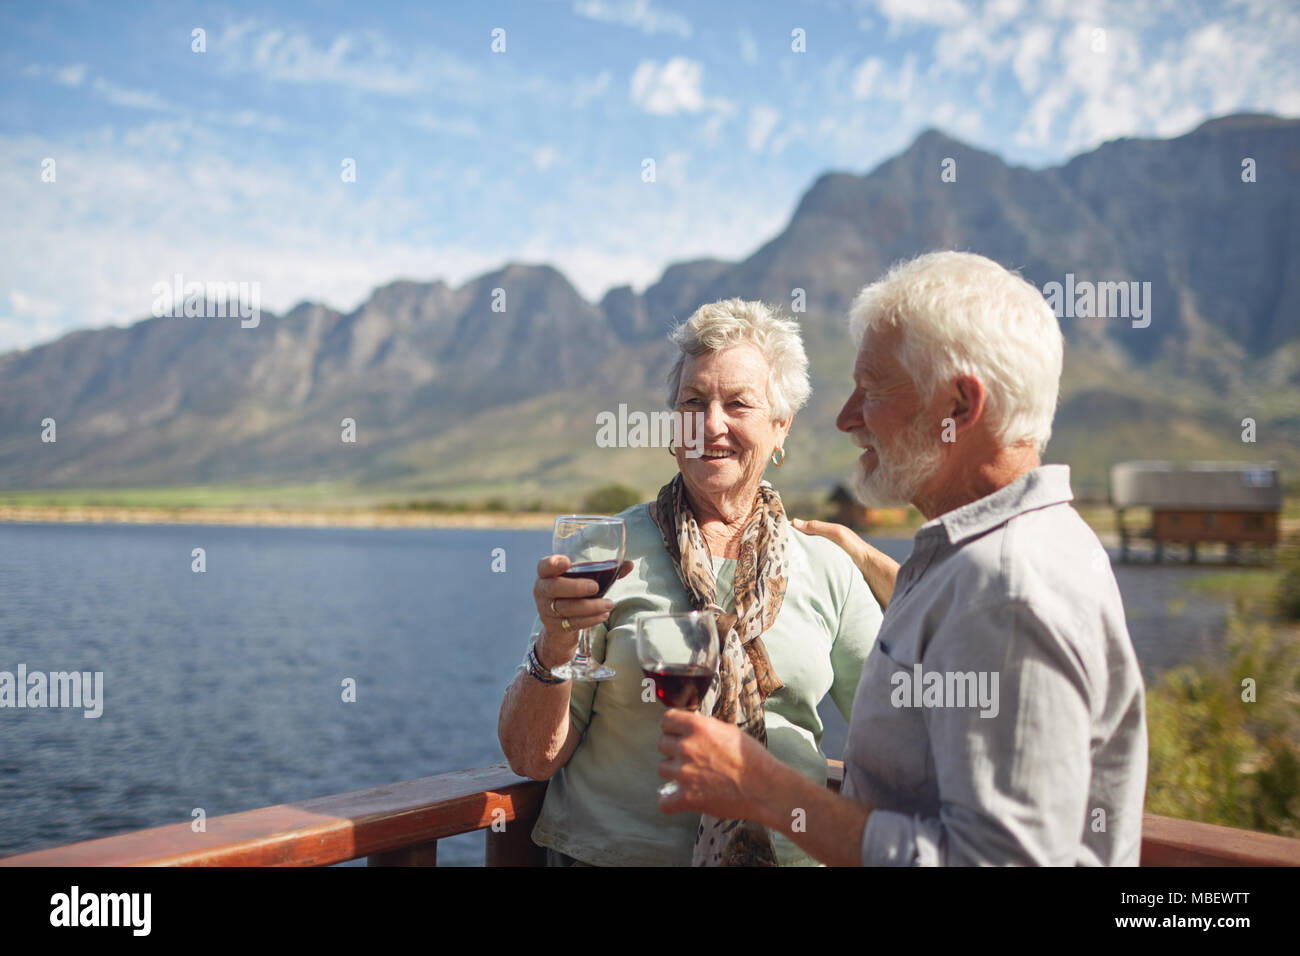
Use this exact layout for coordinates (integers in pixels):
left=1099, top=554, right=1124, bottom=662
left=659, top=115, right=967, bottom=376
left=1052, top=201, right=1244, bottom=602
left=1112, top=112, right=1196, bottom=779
left=916, top=464, right=1075, bottom=547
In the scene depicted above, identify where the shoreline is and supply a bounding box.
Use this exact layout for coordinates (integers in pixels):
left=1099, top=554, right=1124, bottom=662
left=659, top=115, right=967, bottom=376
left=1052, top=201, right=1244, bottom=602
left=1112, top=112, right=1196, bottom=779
left=0, top=503, right=934, bottom=537
left=0, top=504, right=558, bottom=530
left=6, top=504, right=1289, bottom=550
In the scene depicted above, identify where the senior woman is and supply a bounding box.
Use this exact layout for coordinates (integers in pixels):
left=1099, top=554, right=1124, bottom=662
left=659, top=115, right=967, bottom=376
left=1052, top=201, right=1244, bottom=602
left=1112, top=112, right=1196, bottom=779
left=497, top=298, right=884, bottom=866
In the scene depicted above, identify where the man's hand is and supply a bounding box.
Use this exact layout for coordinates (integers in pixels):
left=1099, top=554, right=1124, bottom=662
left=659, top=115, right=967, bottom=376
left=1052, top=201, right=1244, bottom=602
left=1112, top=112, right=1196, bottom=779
left=792, top=518, right=899, bottom=609
left=657, top=708, right=873, bottom=866
left=656, top=710, right=775, bottom=822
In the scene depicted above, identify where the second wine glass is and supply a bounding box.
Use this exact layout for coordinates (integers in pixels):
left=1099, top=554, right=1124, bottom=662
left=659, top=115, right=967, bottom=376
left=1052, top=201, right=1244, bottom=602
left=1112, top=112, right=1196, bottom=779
left=636, top=610, right=720, bottom=797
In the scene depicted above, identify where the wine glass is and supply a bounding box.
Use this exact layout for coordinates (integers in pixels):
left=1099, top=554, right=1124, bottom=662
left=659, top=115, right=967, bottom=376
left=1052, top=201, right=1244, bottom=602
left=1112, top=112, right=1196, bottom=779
left=550, top=515, right=626, bottom=682
left=635, top=610, right=720, bottom=797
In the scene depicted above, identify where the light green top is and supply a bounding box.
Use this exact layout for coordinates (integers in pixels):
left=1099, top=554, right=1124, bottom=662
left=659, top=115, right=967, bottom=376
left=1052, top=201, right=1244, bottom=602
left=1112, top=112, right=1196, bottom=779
left=521, top=501, right=884, bottom=866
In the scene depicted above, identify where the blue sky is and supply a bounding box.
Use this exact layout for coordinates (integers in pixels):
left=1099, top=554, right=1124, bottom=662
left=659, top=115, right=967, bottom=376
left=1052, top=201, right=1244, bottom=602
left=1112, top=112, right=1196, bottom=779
left=2, top=0, right=1297, bottom=353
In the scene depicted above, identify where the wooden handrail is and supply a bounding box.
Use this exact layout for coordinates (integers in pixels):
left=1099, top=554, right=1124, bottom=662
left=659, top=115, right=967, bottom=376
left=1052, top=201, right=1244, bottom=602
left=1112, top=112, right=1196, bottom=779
left=1138, top=813, right=1300, bottom=867
left=0, top=764, right=545, bottom=867
left=2, top=759, right=1297, bottom=866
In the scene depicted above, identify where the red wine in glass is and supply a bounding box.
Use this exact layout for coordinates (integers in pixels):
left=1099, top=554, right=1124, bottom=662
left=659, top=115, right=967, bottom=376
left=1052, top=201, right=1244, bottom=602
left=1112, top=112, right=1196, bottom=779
left=641, top=662, right=714, bottom=710
left=561, top=559, right=622, bottom=598
left=634, top=610, right=720, bottom=798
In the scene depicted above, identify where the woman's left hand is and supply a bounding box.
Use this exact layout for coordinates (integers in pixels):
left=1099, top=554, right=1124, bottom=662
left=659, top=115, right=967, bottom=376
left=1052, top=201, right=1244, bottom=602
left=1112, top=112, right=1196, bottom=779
left=656, top=709, right=773, bottom=822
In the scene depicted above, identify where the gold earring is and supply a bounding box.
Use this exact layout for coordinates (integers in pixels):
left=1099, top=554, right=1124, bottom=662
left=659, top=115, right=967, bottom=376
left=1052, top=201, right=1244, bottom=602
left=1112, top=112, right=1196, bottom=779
left=771, top=447, right=786, bottom=466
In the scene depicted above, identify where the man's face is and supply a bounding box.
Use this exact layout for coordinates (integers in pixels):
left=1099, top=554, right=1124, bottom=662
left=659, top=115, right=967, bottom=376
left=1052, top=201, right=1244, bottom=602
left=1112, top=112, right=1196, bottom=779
left=835, top=324, right=944, bottom=508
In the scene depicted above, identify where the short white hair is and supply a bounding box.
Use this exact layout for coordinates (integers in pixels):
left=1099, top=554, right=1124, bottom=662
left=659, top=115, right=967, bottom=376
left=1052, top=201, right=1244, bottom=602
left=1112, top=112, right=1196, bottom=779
left=666, top=298, right=811, bottom=422
left=848, top=251, right=1063, bottom=455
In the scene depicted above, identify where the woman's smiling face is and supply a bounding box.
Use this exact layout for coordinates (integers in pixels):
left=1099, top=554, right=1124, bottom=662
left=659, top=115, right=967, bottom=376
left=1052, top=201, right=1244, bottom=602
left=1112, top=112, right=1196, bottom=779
left=672, top=343, right=791, bottom=513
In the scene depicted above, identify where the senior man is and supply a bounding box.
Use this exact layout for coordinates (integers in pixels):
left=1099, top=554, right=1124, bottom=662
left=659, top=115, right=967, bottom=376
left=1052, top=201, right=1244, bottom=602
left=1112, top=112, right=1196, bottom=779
left=657, top=251, right=1148, bottom=866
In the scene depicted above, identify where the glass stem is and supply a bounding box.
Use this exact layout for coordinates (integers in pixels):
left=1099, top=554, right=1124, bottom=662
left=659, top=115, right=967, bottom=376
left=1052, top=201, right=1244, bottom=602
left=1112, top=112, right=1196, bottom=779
left=572, top=628, right=591, bottom=668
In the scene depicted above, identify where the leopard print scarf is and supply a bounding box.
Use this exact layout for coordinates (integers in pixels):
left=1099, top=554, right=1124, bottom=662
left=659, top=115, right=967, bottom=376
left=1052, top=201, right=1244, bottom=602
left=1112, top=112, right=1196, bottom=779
left=650, top=472, right=788, bottom=867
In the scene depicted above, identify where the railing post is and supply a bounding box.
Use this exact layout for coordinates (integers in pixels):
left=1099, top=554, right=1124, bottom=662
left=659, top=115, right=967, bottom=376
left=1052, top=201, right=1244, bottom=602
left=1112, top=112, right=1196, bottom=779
left=368, top=840, right=439, bottom=866
left=485, top=820, right=547, bottom=867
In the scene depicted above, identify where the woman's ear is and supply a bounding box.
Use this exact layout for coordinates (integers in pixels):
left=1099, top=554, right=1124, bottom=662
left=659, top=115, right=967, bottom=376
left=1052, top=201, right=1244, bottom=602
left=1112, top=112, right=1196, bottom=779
left=775, top=415, right=793, bottom=446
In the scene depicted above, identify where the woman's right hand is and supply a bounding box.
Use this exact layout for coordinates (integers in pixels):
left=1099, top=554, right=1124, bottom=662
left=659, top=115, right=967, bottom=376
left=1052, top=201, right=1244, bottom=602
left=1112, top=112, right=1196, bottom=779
left=532, top=555, right=634, bottom=667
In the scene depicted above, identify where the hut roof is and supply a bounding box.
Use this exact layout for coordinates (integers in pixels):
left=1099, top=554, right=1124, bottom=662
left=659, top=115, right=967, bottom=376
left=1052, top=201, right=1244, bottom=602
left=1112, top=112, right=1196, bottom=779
left=1109, top=461, right=1281, bottom=510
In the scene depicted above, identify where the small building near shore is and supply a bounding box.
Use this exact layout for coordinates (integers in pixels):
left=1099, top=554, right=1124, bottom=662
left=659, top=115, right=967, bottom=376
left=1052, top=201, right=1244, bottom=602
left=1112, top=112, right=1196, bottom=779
left=827, top=484, right=909, bottom=530
left=1109, top=461, right=1282, bottom=562
left=828, top=485, right=869, bottom=528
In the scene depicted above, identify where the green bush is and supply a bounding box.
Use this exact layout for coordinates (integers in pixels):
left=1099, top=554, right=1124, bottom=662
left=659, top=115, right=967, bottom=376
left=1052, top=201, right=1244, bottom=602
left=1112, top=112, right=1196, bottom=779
left=583, top=484, right=642, bottom=515
left=1276, top=534, right=1300, bottom=620
left=1145, top=611, right=1300, bottom=837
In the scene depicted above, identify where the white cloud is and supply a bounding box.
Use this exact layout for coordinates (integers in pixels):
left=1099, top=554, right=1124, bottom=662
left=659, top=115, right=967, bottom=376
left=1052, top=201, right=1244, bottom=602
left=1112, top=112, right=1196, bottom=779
left=21, top=62, right=87, bottom=87
left=572, top=70, right=612, bottom=109
left=697, top=100, right=738, bottom=144
left=983, top=0, right=1024, bottom=24
left=55, top=64, right=86, bottom=87
left=210, top=19, right=578, bottom=111
left=1011, top=24, right=1055, bottom=92
left=875, top=0, right=970, bottom=29
left=851, top=54, right=917, bottom=102
left=411, top=113, right=481, bottom=138
left=854, top=0, right=1300, bottom=157
left=0, top=295, right=63, bottom=352
left=747, top=106, right=780, bottom=152
left=0, top=129, right=504, bottom=352
left=0, top=313, right=65, bottom=353
left=931, top=101, right=983, bottom=140
left=1009, top=8, right=1300, bottom=154
left=657, top=150, right=689, bottom=186
left=239, top=27, right=425, bottom=93
left=214, top=21, right=481, bottom=98
left=933, top=21, right=1016, bottom=73
left=514, top=163, right=794, bottom=301
left=0, top=119, right=786, bottom=355
left=738, top=27, right=759, bottom=65
left=92, top=78, right=172, bottom=111
left=630, top=58, right=707, bottom=115
left=767, top=120, right=805, bottom=156
left=572, top=0, right=692, bottom=39
left=210, top=109, right=288, bottom=133
left=852, top=58, right=885, bottom=99
left=532, top=145, right=560, bottom=171
left=8, top=290, right=61, bottom=320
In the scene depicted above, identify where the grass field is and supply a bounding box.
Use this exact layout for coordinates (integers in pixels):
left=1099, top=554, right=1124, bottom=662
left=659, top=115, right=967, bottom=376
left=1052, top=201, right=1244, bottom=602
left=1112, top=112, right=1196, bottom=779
left=1185, top=570, right=1286, bottom=598
left=0, top=483, right=371, bottom=509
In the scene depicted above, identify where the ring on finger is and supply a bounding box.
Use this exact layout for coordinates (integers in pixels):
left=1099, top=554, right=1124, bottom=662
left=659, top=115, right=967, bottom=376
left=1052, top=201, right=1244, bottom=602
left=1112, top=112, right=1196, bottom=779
left=561, top=618, right=572, bottom=631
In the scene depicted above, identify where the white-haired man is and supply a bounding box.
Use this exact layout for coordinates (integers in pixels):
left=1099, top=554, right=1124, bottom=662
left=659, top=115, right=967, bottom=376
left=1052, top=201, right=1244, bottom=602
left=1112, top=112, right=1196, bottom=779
left=657, top=251, right=1148, bottom=866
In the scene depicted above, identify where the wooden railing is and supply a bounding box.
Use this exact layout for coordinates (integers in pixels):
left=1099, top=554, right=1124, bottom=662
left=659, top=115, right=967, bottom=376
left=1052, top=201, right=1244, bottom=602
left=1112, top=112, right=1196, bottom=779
left=3, top=761, right=1298, bottom=866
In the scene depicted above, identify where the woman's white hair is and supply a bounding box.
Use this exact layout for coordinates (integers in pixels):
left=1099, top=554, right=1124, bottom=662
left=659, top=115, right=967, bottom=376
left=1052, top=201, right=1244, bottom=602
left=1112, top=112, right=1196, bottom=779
left=848, top=251, right=1063, bottom=455
left=666, top=298, right=811, bottom=422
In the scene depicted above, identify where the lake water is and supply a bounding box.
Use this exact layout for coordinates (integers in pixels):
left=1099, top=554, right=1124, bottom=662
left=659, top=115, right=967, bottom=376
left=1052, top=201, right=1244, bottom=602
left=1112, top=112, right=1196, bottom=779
left=0, top=521, right=1235, bottom=864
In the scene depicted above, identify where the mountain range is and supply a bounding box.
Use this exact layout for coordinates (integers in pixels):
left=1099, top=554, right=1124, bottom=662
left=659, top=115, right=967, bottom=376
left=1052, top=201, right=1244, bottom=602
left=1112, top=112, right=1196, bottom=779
left=2, top=112, right=1297, bottom=505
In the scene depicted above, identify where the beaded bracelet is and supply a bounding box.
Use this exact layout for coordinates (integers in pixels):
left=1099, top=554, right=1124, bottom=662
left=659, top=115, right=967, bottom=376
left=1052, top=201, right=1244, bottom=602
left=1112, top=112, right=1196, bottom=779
left=526, top=641, right=567, bottom=684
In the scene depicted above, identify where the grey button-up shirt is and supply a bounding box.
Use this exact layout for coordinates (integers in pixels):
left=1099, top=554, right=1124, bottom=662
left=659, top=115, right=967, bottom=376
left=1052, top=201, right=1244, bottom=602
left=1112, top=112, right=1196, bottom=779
left=841, top=464, right=1147, bottom=865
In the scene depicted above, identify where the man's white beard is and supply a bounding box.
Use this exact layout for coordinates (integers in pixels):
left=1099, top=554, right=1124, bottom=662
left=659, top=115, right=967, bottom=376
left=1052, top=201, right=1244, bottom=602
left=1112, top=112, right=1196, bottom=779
left=852, top=414, right=944, bottom=508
